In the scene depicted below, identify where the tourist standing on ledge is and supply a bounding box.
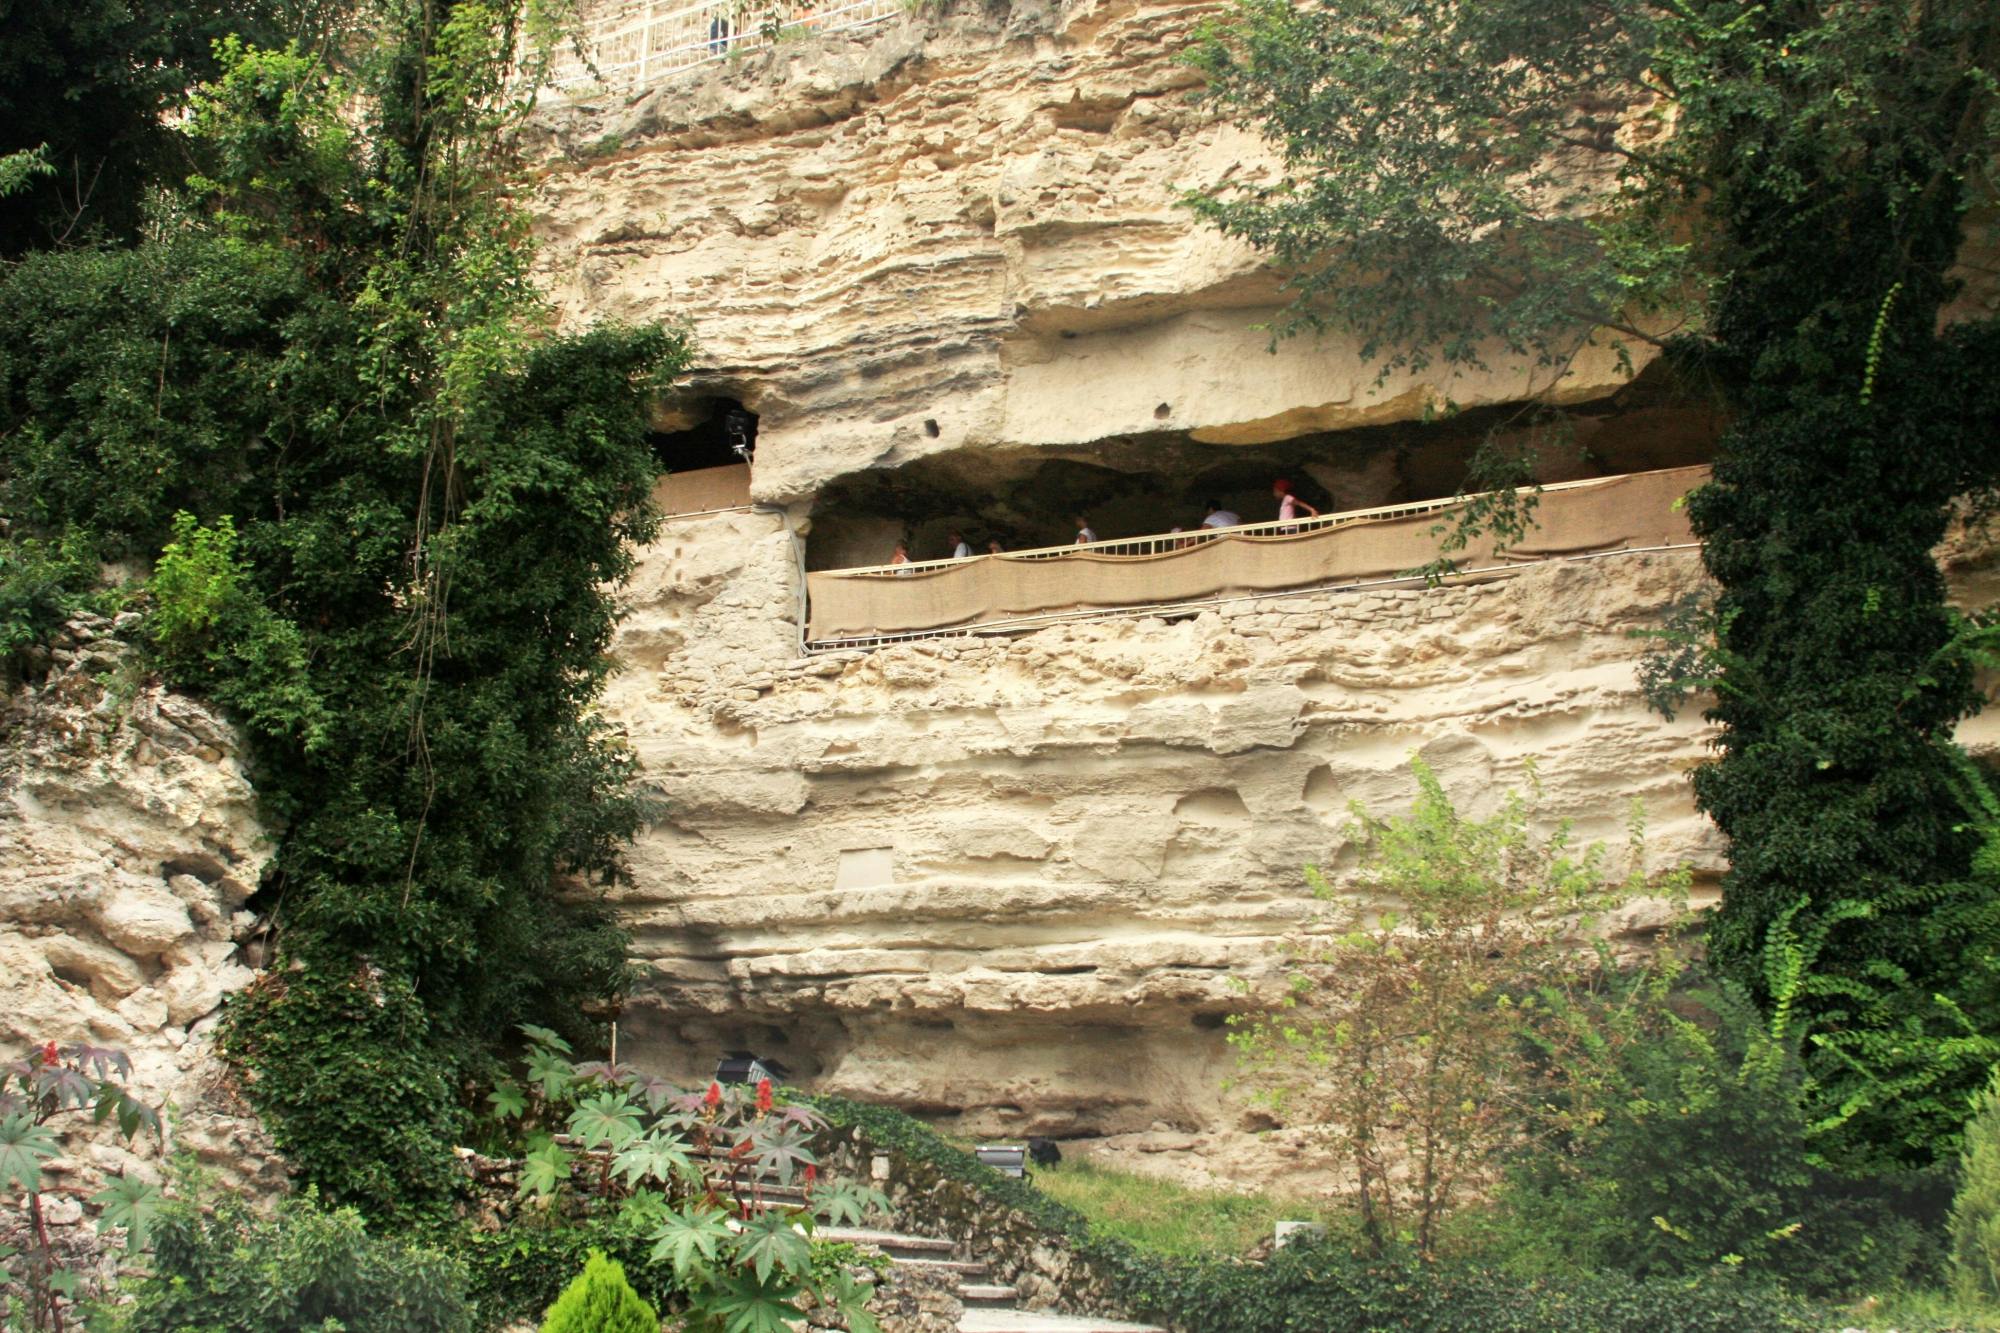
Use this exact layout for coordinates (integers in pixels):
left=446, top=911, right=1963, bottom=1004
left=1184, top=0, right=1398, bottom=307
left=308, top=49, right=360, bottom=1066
left=987, top=538, right=1006, bottom=555
left=1073, top=515, right=1098, bottom=544
left=890, top=541, right=912, bottom=575
left=1273, top=479, right=1319, bottom=529
left=950, top=530, right=972, bottom=559
left=1201, top=499, right=1240, bottom=528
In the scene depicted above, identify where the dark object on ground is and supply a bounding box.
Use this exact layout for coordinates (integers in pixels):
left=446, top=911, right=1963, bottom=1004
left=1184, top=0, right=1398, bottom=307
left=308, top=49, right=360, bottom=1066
left=715, top=1051, right=792, bottom=1085
left=1028, top=1137, right=1063, bottom=1167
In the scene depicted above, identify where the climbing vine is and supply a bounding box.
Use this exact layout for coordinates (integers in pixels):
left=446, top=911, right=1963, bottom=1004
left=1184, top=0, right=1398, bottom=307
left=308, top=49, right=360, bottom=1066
left=0, top=2, right=691, bottom=1218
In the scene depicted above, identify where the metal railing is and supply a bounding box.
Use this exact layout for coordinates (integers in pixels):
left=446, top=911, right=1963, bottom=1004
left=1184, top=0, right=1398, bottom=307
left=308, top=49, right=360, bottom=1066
left=826, top=473, right=1629, bottom=579
left=544, top=0, right=907, bottom=99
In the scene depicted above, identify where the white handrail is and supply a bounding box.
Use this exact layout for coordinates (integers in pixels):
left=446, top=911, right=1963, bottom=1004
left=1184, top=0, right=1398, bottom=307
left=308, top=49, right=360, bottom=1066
left=822, top=472, right=1632, bottom=579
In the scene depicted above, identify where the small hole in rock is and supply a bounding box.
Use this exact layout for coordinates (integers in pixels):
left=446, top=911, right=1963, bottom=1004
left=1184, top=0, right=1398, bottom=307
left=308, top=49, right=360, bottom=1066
left=924, top=418, right=940, bottom=438
left=1191, top=1011, right=1228, bottom=1031
left=1154, top=402, right=1171, bottom=419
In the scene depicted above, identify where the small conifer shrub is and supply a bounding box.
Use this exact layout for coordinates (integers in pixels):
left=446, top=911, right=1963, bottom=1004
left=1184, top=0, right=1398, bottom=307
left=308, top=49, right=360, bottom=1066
left=539, top=1250, right=659, bottom=1333
left=1951, top=1069, right=2000, bottom=1301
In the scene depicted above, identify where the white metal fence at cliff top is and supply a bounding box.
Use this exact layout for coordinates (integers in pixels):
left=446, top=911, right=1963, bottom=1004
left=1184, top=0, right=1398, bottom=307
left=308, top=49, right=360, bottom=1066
left=544, top=0, right=907, bottom=98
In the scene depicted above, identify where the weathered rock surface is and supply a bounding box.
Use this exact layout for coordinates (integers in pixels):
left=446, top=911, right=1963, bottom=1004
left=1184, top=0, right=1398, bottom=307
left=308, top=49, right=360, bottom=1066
left=528, top=0, right=1669, bottom=503
left=542, top=0, right=2000, bottom=1190
left=0, top=616, right=283, bottom=1204
left=605, top=518, right=1726, bottom=1138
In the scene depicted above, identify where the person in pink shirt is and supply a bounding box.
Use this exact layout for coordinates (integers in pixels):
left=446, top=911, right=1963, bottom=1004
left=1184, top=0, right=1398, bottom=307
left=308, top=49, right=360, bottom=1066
left=1272, top=479, right=1319, bottom=529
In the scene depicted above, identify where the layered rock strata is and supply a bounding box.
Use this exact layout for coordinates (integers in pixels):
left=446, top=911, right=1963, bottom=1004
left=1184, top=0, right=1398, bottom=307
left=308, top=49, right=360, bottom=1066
left=541, top=0, right=2000, bottom=1185
left=606, top=532, right=1726, bottom=1138
left=527, top=0, right=1667, bottom=503
left=0, top=616, right=282, bottom=1207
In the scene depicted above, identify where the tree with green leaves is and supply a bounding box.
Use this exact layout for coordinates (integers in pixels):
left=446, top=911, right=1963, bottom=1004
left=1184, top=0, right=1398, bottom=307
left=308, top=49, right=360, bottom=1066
left=0, top=0, right=690, bottom=1220
left=0, top=1, right=353, bottom=255
left=1228, top=759, right=1683, bottom=1257
left=1187, top=0, right=2000, bottom=1170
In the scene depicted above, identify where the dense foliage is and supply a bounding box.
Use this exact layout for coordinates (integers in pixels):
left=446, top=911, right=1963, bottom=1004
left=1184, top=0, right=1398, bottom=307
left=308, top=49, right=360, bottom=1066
left=809, top=1095, right=1823, bottom=1332
left=1508, top=971, right=1942, bottom=1295
left=0, top=1, right=350, bottom=254
left=1187, top=0, right=2000, bottom=1171
left=1228, top=759, right=1681, bottom=1256
left=0, top=1, right=691, bottom=1220
left=476, top=1027, right=884, bottom=1333
left=110, top=1190, right=474, bottom=1333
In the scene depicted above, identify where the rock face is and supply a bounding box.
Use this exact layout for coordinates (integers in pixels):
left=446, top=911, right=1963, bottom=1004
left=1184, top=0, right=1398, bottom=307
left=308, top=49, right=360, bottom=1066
left=527, top=0, right=1673, bottom=504
left=606, top=529, right=1729, bottom=1142
left=0, top=615, right=282, bottom=1205
left=539, top=0, right=2000, bottom=1185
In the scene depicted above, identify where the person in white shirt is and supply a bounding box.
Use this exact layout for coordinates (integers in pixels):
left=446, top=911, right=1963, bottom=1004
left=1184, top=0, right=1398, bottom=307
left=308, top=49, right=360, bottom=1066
left=1073, top=515, right=1098, bottom=544
left=949, top=530, right=972, bottom=559
left=1200, top=500, right=1240, bottom=528
left=889, top=541, right=912, bottom=576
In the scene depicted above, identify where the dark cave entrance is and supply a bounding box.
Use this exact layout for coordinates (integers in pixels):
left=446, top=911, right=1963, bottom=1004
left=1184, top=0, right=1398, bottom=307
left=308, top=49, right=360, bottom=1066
left=805, top=367, right=1724, bottom=570
left=650, top=396, right=757, bottom=473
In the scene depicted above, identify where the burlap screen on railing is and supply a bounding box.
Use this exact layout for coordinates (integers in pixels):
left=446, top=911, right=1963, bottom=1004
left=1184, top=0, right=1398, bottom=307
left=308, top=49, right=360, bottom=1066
left=653, top=463, right=751, bottom=515
left=805, top=465, right=1708, bottom=641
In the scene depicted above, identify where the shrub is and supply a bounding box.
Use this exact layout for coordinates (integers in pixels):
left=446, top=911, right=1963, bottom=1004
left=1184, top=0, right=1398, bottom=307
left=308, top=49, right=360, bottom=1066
left=808, top=1094, right=1823, bottom=1332
left=0, top=529, right=116, bottom=683
left=461, top=1210, right=676, bottom=1326
left=539, top=1250, right=658, bottom=1333
left=1508, top=967, right=1943, bottom=1296
left=1227, top=758, right=1683, bottom=1256
left=471, top=1028, right=883, bottom=1333
left=113, top=1188, right=473, bottom=1333
left=1952, top=1068, right=2000, bottom=1301
left=0, top=1041, right=162, bottom=1331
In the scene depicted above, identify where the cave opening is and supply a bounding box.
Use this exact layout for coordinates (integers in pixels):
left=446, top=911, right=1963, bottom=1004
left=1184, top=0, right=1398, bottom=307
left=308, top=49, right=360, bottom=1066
left=650, top=396, right=757, bottom=474
left=805, top=368, right=1722, bottom=571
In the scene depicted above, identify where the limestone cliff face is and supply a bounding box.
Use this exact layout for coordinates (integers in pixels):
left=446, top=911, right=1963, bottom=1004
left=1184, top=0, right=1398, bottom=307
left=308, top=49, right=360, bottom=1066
left=605, top=531, right=1726, bottom=1142
left=527, top=0, right=1663, bottom=503
left=0, top=616, right=281, bottom=1204
left=541, top=0, right=2000, bottom=1180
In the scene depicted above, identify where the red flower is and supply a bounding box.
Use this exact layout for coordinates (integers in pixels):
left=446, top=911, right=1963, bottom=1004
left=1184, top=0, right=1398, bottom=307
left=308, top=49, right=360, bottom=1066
left=704, top=1081, right=722, bottom=1108
left=804, top=1164, right=817, bottom=1185
left=755, top=1077, right=773, bottom=1113
left=39, top=1040, right=58, bottom=1067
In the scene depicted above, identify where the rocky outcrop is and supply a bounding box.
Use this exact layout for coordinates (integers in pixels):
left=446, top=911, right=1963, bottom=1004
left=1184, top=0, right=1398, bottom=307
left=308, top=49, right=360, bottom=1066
left=540, top=0, right=2000, bottom=1189
left=528, top=0, right=1670, bottom=503
left=605, top=520, right=1726, bottom=1145
left=0, top=615, right=281, bottom=1201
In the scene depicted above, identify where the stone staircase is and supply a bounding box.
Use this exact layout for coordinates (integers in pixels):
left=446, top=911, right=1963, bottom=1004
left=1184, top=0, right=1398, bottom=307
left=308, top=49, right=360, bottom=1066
left=722, top=1171, right=1160, bottom=1332
left=815, top=1225, right=1163, bottom=1333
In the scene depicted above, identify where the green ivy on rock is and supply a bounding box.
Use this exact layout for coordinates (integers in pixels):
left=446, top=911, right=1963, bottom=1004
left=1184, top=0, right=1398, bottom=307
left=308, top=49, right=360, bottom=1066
left=0, top=6, right=691, bottom=1221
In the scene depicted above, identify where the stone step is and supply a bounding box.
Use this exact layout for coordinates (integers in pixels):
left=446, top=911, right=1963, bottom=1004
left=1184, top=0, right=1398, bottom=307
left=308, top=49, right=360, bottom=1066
left=958, top=1313, right=1165, bottom=1333
left=817, top=1226, right=955, bottom=1256
left=958, top=1283, right=1019, bottom=1310
left=890, top=1255, right=990, bottom=1278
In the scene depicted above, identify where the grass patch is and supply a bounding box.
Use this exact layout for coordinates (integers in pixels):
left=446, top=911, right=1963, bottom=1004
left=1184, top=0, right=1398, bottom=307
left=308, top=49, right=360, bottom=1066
left=1835, top=1289, right=2000, bottom=1331
left=1032, top=1160, right=1327, bottom=1258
